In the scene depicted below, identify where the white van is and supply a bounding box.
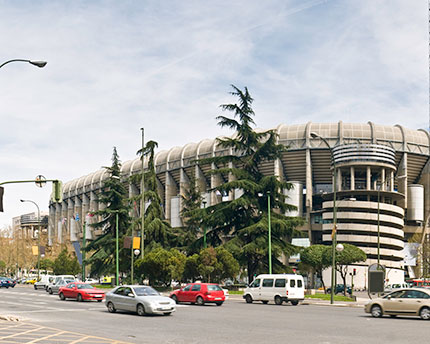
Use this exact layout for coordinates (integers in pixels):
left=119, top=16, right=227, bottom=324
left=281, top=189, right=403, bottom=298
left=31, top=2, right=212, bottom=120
left=34, top=274, right=55, bottom=290
left=243, top=274, right=305, bottom=305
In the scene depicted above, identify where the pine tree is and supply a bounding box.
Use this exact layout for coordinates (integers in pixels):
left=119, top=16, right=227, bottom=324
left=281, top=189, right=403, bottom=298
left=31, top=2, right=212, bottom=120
left=86, top=147, right=131, bottom=278
left=199, top=85, right=304, bottom=281
left=132, top=140, right=172, bottom=249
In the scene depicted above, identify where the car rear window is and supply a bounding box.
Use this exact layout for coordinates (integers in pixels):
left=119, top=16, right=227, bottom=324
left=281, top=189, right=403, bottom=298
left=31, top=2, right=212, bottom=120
left=207, top=285, right=222, bottom=291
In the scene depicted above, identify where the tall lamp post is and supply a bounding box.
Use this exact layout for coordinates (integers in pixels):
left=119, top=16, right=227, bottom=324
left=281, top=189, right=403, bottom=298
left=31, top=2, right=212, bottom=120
left=140, top=128, right=145, bottom=259
left=311, top=132, right=337, bottom=304
left=202, top=200, right=207, bottom=249
left=267, top=191, right=272, bottom=274
left=0, top=59, right=47, bottom=69
left=20, top=199, right=41, bottom=280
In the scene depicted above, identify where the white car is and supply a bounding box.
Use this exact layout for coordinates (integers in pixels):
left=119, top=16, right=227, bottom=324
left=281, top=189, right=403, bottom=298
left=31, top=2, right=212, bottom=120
left=222, top=288, right=230, bottom=300
left=106, top=285, right=176, bottom=316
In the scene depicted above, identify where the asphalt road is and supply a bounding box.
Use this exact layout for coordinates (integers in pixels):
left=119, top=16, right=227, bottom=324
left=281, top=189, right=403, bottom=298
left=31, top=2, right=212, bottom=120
left=0, top=285, right=429, bottom=344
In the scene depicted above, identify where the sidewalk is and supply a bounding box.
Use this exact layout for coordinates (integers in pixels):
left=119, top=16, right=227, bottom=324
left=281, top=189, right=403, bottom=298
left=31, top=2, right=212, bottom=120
left=227, top=293, right=368, bottom=308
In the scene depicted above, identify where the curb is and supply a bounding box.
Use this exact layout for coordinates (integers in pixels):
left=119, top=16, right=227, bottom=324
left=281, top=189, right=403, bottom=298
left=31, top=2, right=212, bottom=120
left=0, top=315, right=22, bottom=322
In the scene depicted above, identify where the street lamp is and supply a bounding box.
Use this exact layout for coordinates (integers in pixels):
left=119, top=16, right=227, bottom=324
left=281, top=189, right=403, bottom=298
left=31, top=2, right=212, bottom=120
left=202, top=200, right=207, bottom=249
left=20, top=199, right=41, bottom=280
left=258, top=191, right=272, bottom=274
left=0, top=59, right=47, bottom=69
left=311, top=132, right=337, bottom=304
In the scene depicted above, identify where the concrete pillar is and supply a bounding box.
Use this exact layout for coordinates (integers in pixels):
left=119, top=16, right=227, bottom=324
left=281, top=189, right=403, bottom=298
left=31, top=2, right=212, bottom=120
left=180, top=169, right=190, bottom=213
left=74, top=196, right=83, bottom=235
left=398, top=153, right=408, bottom=209
left=67, top=198, right=74, bottom=232
left=165, top=172, right=178, bottom=220
left=367, top=166, right=371, bottom=190
left=350, top=166, right=355, bottom=191
left=48, top=203, right=55, bottom=246
left=390, top=170, right=395, bottom=192
left=305, top=149, right=313, bottom=243
left=211, top=163, right=223, bottom=205
left=55, top=203, right=62, bottom=244
left=195, top=165, right=209, bottom=205
left=337, top=168, right=342, bottom=191
left=82, top=194, right=90, bottom=218
left=381, top=168, right=386, bottom=191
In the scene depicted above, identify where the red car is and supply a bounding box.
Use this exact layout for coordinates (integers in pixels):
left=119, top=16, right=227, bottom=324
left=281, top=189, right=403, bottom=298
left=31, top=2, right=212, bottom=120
left=170, top=283, right=225, bottom=306
left=59, top=282, right=105, bottom=302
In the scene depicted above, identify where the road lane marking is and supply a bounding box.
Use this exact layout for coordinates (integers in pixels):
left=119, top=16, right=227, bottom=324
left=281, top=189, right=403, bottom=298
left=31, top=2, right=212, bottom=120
left=0, top=325, right=44, bottom=339
left=26, top=330, right=68, bottom=343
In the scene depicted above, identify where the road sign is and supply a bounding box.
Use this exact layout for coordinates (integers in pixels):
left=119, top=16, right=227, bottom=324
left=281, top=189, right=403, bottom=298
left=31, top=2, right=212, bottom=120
left=35, top=175, right=46, bottom=188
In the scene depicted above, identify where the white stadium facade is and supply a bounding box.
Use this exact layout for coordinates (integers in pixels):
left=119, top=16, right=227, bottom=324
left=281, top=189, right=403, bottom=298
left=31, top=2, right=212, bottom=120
left=48, top=121, right=430, bottom=288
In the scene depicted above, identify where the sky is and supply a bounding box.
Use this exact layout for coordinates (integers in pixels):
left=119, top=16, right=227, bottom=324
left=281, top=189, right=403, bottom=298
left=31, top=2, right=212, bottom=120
left=0, top=0, right=428, bottom=228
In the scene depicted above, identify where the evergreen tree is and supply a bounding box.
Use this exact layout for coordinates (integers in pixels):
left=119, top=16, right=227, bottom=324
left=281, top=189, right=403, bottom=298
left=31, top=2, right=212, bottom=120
left=196, top=85, right=304, bottom=281
left=132, top=140, right=172, bottom=249
left=86, top=147, right=131, bottom=278
left=53, top=248, right=80, bottom=275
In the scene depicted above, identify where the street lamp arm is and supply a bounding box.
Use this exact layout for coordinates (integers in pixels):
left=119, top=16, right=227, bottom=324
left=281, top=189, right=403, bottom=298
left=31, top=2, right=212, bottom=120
left=0, top=59, right=47, bottom=69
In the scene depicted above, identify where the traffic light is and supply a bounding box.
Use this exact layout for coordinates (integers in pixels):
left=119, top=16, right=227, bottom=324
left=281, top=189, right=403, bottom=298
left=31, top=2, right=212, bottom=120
left=0, top=186, right=3, bottom=212
left=353, top=268, right=356, bottom=276
left=51, top=180, right=63, bottom=203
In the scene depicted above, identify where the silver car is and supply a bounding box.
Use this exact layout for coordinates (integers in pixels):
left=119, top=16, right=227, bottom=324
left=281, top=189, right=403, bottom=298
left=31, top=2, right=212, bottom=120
left=105, top=285, right=176, bottom=316
left=47, top=279, right=76, bottom=295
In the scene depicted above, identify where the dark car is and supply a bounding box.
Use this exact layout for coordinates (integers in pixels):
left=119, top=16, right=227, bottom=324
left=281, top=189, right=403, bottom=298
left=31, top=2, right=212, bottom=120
left=326, top=284, right=352, bottom=295
left=0, top=277, right=16, bottom=288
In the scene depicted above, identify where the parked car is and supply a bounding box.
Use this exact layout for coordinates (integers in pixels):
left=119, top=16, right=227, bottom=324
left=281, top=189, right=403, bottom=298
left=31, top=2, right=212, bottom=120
left=106, top=285, right=176, bottom=316
left=365, top=288, right=430, bottom=320
left=47, top=278, right=76, bottom=295
left=59, top=282, right=105, bottom=302
left=170, top=282, right=225, bottom=306
left=25, top=278, right=37, bottom=285
left=384, top=283, right=410, bottom=293
left=243, top=274, right=305, bottom=305
left=222, top=288, right=229, bottom=300
left=326, top=284, right=352, bottom=295
left=0, top=277, right=15, bottom=288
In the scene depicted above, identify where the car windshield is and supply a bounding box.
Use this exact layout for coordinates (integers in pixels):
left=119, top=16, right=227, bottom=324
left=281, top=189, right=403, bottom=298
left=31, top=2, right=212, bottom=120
left=207, top=285, right=222, bottom=291
left=77, top=284, right=94, bottom=289
left=133, top=286, right=159, bottom=296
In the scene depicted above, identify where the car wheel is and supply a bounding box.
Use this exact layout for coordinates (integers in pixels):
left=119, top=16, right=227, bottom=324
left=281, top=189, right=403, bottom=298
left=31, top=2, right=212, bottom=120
left=216, top=302, right=223, bottom=306
left=107, top=302, right=116, bottom=313
left=77, top=294, right=83, bottom=302
left=171, top=295, right=178, bottom=304
left=262, top=301, right=269, bottom=304
left=49, top=288, right=53, bottom=295
left=59, top=292, right=65, bottom=300
left=196, top=296, right=204, bottom=306
left=245, top=295, right=253, bottom=304
left=137, top=304, right=146, bottom=316
left=163, top=312, right=172, bottom=316
left=290, top=300, right=299, bottom=306
left=274, top=296, right=282, bottom=305
left=419, top=307, right=430, bottom=320
left=371, top=305, right=383, bottom=318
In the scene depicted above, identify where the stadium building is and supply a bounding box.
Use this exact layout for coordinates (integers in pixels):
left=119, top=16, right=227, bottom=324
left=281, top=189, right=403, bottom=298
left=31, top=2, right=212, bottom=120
left=48, top=121, right=430, bottom=287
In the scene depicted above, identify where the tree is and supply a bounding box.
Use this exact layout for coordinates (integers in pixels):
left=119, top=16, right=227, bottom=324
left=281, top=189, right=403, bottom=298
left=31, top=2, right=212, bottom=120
left=300, top=245, right=330, bottom=291
left=132, top=140, right=172, bottom=248
left=39, top=258, right=54, bottom=271
left=182, top=247, right=240, bottom=283
left=195, top=85, right=304, bottom=281
left=322, top=243, right=367, bottom=295
left=134, top=246, right=186, bottom=286
left=86, top=147, right=131, bottom=279
left=53, top=248, right=80, bottom=275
